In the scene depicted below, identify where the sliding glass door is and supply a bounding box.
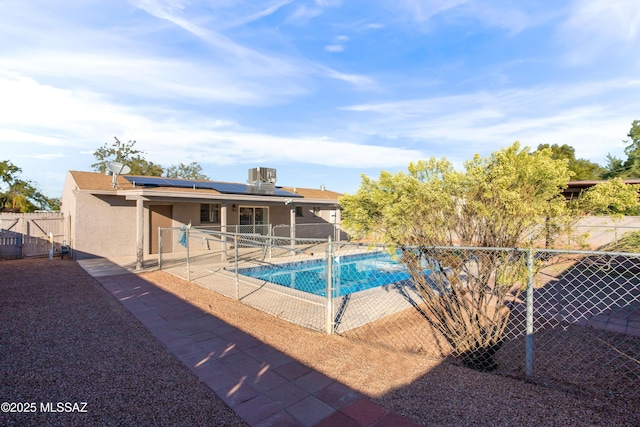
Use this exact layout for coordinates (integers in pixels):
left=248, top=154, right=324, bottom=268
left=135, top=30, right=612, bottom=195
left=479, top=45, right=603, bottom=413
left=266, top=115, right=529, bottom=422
left=238, top=206, right=269, bottom=235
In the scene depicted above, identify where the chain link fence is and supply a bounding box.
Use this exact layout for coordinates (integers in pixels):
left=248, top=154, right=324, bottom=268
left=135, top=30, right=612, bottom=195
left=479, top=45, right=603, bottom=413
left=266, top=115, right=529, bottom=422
left=569, top=223, right=640, bottom=250
left=157, top=227, right=640, bottom=400
left=159, top=227, right=332, bottom=330
left=272, top=223, right=347, bottom=241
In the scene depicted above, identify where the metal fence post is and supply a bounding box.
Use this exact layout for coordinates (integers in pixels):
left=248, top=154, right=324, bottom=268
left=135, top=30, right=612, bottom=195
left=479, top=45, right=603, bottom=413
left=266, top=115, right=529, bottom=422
left=186, top=226, right=191, bottom=282
left=326, top=236, right=334, bottom=334
left=235, top=234, right=239, bottom=300
left=158, top=227, right=162, bottom=270
left=268, top=225, right=273, bottom=262
left=526, top=248, right=534, bottom=380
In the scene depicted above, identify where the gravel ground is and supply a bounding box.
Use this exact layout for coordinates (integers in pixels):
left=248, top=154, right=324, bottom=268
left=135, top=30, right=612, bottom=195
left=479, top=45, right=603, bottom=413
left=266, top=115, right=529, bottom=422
left=2, top=258, right=639, bottom=427
left=140, top=270, right=640, bottom=427
left=0, top=258, right=247, bottom=427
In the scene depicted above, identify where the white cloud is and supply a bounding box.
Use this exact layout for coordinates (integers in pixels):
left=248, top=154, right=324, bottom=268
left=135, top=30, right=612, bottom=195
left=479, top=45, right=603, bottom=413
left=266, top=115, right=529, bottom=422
left=3, top=0, right=638, bottom=197
left=464, top=2, right=558, bottom=34
left=315, top=0, right=343, bottom=7
left=394, top=0, right=471, bottom=23
left=129, top=0, right=371, bottom=90
left=324, top=44, right=345, bottom=52
left=324, top=35, right=349, bottom=53
left=385, top=0, right=557, bottom=34
left=286, top=4, right=324, bottom=23
left=343, top=79, right=640, bottom=164
left=220, top=0, right=294, bottom=29
left=0, top=2, right=314, bottom=106
left=559, top=0, right=640, bottom=64
left=0, top=53, right=299, bottom=107
left=319, top=67, right=374, bottom=87
left=28, top=153, right=65, bottom=160
left=141, top=131, right=423, bottom=169
left=562, top=0, right=640, bottom=42
left=131, top=0, right=305, bottom=74
left=0, top=71, right=420, bottom=171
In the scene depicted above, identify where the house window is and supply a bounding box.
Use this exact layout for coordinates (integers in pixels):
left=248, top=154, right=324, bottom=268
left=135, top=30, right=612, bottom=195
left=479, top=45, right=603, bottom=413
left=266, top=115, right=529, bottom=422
left=200, top=203, right=221, bottom=223
left=295, top=206, right=303, bottom=217
left=238, top=206, right=269, bottom=235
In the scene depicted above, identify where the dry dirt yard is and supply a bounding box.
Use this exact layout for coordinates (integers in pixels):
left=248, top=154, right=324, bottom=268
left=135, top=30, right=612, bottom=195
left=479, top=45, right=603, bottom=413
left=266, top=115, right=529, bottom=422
left=140, top=269, right=640, bottom=426
left=0, top=258, right=247, bottom=427
left=2, top=257, right=638, bottom=426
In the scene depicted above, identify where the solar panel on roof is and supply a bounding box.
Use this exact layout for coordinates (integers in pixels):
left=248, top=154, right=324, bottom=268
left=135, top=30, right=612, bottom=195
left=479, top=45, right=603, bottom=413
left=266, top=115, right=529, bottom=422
left=208, top=183, right=250, bottom=193
left=274, top=189, right=302, bottom=197
left=208, top=182, right=301, bottom=197
left=125, top=176, right=194, bottom=188
left=125, top=176, right=216, bottom=190
left=124, top=176, right=163, bottom=186
left=124, top=176, right=302, bottom=197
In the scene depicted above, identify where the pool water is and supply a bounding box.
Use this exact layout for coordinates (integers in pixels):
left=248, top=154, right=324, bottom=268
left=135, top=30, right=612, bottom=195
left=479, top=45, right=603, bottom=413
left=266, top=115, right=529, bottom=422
left=237, top=252, right=415, bottom=297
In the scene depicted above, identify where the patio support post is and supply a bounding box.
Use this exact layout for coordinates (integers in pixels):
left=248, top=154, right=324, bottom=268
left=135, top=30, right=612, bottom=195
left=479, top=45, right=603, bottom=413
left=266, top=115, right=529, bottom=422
left=136, top=197, right=144, bottom=271
left=525, top=249, right=534, bottom=380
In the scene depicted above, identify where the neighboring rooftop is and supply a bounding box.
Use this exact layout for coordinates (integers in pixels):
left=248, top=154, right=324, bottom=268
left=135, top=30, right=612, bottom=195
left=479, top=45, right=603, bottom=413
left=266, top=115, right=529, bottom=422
left=563, top=179, right=640, bottom=200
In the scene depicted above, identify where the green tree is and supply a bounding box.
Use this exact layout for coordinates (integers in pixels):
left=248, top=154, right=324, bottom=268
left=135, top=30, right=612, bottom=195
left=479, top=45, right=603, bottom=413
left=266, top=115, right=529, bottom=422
left=340, top=142, right=574, bottom=370
left=535, top=143, right=604, bottom=180
left=0, top=160, right=58, bottom=212
left=92, top=137, right=163, bottom=176
left=574, top=178, right=640, bottom=216
left=603, top=154, right=625, bottom=178
left=165, top=162, right=209, bottom=180
left=0, top=159, right=20, bottom=185
left=128, top=158, right=163, bottom=176
left=603, top=120, right=640, bottom=178
left=342, top=142, right=573, bottom=248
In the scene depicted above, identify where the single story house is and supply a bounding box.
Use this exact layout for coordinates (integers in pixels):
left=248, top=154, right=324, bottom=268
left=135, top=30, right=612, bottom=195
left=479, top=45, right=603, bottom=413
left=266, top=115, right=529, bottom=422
left=60, top=167, right=344, bottom=267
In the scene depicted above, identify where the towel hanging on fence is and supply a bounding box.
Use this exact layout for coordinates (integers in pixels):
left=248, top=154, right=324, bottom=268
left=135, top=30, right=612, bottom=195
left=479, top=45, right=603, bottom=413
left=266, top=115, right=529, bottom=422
left=178, top=223, right=191, bottom=248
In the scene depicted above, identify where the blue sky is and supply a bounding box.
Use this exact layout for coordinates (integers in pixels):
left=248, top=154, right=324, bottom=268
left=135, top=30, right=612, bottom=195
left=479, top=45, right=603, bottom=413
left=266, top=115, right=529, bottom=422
left=2, top=0, right=640, bottom=199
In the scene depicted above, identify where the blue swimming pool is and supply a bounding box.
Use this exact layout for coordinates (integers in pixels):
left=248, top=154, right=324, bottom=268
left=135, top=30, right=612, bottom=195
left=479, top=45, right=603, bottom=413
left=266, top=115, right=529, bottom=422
left=237, top=251, right=414, bottom=297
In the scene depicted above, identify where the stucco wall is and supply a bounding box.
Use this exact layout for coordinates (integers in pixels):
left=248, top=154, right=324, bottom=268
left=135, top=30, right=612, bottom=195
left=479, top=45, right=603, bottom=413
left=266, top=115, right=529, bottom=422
left=268, top=205, right=291, bottom=226
left=59, top=171, right=77, bottom=244
left=572, top=216, right=640, bottom=249
left=72, top=193, right=138, bottom=258
left=172, top=203, right=199, bottom=227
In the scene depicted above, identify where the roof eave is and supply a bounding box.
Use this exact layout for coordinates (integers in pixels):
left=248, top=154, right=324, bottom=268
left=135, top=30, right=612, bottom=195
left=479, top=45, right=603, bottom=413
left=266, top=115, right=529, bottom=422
left=119, top=189, right=338, bottom=204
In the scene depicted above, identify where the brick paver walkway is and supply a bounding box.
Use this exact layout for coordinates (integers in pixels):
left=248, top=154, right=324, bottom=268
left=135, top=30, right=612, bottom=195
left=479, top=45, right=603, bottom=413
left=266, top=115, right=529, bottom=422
left=79, top=259, right=422, bottom=426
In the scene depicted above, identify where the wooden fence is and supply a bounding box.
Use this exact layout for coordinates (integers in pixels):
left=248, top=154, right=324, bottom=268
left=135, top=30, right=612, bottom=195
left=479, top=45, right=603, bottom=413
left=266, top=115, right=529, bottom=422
left=0, top=212, right=66, bottom=258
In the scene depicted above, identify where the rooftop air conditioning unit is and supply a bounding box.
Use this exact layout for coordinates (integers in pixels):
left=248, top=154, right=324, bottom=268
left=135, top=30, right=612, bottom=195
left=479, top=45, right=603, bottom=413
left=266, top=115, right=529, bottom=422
left=248, top=167, right=276, bottom=184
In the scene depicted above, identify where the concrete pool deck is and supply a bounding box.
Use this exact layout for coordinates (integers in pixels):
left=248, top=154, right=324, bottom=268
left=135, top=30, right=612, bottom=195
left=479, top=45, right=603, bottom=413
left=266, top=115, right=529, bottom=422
left=157, top=249, right=428, bottom=334
left=78, top=257, right=422, bottom=426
